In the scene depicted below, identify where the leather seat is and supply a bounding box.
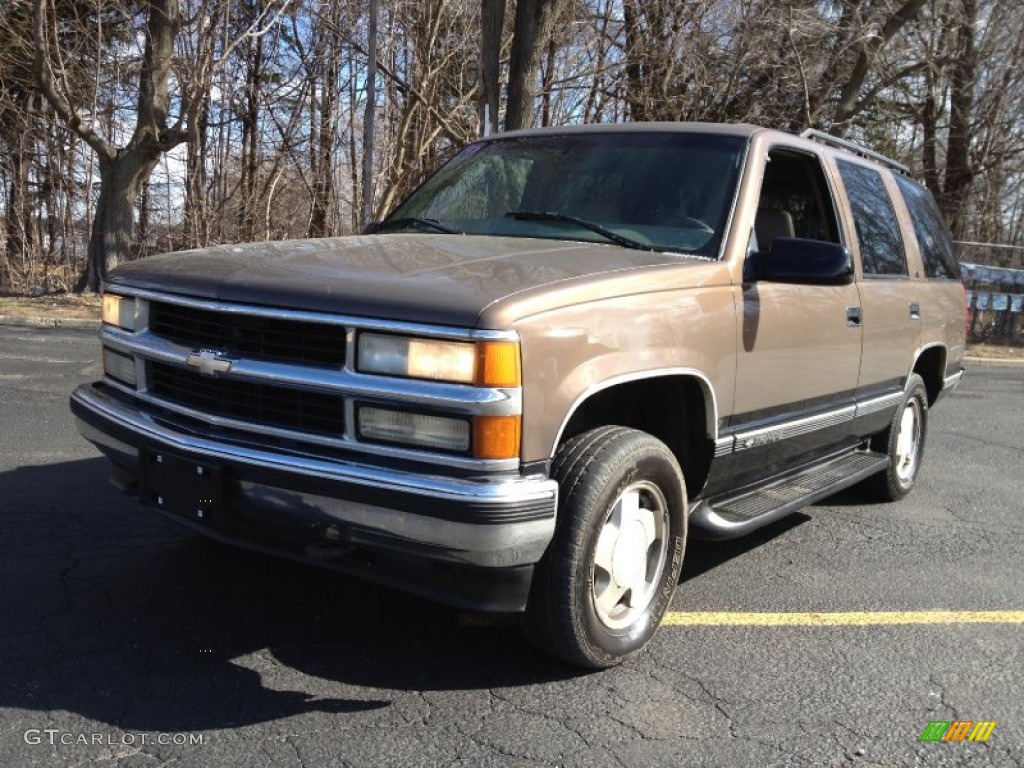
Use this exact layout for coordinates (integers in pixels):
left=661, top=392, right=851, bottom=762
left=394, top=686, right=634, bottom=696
left=755, top=209, right=795, bottom=251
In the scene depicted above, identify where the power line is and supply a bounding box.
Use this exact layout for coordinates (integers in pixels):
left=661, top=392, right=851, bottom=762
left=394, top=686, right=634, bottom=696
left=955, top=240, right=1024, bottom=250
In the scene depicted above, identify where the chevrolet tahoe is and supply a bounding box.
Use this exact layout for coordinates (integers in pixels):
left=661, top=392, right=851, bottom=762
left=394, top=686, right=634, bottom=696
left=71, top=123, right=967, bottom=668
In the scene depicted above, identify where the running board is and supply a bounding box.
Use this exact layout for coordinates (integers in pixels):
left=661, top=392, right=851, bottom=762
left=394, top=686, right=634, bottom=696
left=689, top=451, right=889, bottom=540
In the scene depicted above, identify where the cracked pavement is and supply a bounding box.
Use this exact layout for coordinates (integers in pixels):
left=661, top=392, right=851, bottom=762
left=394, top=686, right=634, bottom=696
left=1, top=327, right=1022, bottom=766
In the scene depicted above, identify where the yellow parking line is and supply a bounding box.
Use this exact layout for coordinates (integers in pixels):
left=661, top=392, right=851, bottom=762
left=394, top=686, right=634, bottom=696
left=661, top=610, right=1024, bottom=626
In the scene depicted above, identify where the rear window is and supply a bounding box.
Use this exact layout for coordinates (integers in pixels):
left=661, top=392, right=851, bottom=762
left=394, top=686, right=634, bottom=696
left=893, top=175, right=960, bottom=280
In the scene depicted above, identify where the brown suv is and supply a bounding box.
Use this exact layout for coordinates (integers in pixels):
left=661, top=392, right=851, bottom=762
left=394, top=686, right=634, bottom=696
left=71, top=123, right=966, bottom=668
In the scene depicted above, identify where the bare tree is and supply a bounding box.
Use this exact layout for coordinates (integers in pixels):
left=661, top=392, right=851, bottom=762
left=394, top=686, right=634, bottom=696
left=31, top=0, right=291, bottom=291
left=506, top=0, right=571, bottom=130
left=2, top=0, right=1022, bottom=299
left=831, top=0, right=929, bottom=134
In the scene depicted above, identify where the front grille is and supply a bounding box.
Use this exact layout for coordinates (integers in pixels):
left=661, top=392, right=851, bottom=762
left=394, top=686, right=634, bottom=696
left=149, top=302, right=345, bottom=368
left=148, top=362, right=345, bottom=436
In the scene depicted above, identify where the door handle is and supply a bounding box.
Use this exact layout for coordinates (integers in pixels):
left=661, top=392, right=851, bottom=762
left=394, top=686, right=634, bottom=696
left=909, top=301, right=921, bottom=320
left=846, top=306, right=862, bottom=327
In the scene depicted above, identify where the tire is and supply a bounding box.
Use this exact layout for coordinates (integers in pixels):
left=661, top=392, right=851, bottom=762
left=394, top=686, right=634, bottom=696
left=864, top=373, right=929, bottom=501
left=524, top=426, right=687, bottom=668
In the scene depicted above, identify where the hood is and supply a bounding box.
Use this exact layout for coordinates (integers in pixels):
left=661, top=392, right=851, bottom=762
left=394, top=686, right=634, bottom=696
left=107, top=234, right=688, bottom=327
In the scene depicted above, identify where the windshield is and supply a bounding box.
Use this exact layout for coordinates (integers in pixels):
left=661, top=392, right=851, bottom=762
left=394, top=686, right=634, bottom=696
left=386, top=131, right=747, bottom=257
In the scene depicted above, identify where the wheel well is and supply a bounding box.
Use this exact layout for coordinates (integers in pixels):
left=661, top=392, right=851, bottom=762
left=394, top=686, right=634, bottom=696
left=913, top=346, right=946, bottom=406
left=558, top=376, right=714, bottom=498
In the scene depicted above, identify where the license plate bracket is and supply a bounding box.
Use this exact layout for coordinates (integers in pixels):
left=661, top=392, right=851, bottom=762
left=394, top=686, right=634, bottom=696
left=142, top=449, right=224, bottom=524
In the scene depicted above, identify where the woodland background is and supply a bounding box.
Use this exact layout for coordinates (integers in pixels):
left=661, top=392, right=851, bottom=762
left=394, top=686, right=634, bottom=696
left=1, top=0, right=1023, bottom=294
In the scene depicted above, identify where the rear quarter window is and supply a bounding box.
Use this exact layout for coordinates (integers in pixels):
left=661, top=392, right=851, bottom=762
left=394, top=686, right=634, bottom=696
left=893, top=174, right=960, bottom=279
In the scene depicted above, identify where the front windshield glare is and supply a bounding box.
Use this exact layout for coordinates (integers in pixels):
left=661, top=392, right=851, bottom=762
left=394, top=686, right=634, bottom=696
left=387, top=132, right=746, bottom=257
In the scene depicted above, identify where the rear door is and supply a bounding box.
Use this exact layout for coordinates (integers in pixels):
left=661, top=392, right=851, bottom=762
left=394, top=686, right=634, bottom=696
left=834, top=160, right=921, bottom=405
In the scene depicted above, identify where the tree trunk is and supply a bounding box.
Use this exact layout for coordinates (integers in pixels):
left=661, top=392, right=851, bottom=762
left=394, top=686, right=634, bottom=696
left=478, top=0, right=505, bottom=136
left=4, top=146, right=32, bottom=282
left=540, top=34, right=556, bottom=126
left=2, top=95, right=34, bottom=288
left=310, top=26, right=339, bottom=238
left=75, top=152, right=159, bottom=292
left=239, top=3, right=264, bottom=242
left=136, top=179, right=150, bottom=258
left=920, top=92, right=940, bottom=198
left=622, top=0, right=647, bottom=122
left=183, top=94, right=209, bottom=249
left=362, top=0, right=378, bottom=227
left=506, top=0, right=568, bottom=131
left=941, top=0, right=977, bottom=238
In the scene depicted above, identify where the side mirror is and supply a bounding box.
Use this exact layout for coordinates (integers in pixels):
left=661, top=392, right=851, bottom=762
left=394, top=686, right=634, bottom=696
left=363, top=221, right=383, bottom=234
left=746, top=238, right=853, bottom=285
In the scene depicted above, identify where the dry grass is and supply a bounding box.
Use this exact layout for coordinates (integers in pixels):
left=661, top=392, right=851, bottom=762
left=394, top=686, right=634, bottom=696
left=966, top=343, right=1024, bottom=359
left=0, top=294, right=101, bottom=320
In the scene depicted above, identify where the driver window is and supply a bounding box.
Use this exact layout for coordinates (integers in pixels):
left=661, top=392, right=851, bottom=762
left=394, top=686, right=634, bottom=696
left=753, top=149, right=840, bottom=253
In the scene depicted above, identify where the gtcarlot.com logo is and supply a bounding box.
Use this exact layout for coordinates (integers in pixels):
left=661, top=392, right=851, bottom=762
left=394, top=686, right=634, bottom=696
left=920, top=720, right=997, bottom=742
left=24, top=729, right=205, bottom=747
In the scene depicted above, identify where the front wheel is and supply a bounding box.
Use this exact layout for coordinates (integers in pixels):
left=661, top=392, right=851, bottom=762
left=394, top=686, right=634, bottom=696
left=524, top=426, right=687, bottom=668
left=864, top=373, right=929, bottom=501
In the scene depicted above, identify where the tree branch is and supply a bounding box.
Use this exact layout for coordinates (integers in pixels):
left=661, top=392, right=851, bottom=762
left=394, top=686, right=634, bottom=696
left=31, top=0, right=114, bottom=159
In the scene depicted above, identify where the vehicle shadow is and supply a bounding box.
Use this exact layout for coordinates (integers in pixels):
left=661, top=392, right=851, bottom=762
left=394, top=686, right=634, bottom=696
left=682, top=513, right=809, bottom=580
left=0, top=458, right=576, bottom=734
left=681, top=479, right=890, bottom=580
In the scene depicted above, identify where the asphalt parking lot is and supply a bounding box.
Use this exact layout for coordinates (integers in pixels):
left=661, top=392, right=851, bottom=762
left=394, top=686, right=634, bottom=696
left=1, top=326, right=1022, bottom=767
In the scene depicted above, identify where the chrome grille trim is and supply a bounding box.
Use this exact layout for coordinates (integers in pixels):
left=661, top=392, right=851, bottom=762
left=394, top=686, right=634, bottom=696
left=103, top=285, right=518, bottom=341
left=149, top=300, right=347, bottom=368
left=100, top=378, right=518, bottom=471
left=147, top=360, right=347, bottom=436
left=97, top=287, right=522, bottom=470
left=101, top=327, right=522, bottom=415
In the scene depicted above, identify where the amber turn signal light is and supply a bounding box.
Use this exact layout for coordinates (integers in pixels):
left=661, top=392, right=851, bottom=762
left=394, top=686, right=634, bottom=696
left=473, top=415, right=521, bottom=460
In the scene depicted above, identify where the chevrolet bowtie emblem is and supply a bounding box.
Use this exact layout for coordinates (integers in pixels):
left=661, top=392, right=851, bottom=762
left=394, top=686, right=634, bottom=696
left=186, top=349, right=233, bottom=377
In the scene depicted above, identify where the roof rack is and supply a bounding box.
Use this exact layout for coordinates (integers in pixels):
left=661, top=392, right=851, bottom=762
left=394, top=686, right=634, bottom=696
left=800, top=129, right=910, bottom=175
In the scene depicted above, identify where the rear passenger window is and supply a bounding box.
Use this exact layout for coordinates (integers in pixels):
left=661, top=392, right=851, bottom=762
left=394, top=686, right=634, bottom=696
left=894, top=175, right=960, bottom=279
left=837, top=160, right=907, bottom=277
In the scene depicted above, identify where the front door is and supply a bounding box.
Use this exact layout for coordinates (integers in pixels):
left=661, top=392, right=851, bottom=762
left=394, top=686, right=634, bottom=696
left=723, top=147, right=863, bottom=491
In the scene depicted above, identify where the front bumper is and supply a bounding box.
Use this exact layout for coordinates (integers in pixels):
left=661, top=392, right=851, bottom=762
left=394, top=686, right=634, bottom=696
left=70, top=383, right=558, bottom=611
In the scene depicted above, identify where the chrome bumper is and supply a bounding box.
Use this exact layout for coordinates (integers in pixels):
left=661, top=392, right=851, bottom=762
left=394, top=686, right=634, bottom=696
left=71, top=384, right=559, bottom=610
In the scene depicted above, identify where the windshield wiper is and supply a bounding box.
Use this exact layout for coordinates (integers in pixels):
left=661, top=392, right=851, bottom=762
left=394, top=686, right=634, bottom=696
left=506, top=210, right=656, bottom=251
left=373, top=217, right=463, bottom=235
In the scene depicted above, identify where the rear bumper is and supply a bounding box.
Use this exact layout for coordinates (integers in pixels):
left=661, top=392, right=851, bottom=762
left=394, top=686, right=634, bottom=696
left=935, top=366, right=965, bottom=405
left=943, top=368, right=965, bottom=392
left=70, top=383, right=558, bottom=612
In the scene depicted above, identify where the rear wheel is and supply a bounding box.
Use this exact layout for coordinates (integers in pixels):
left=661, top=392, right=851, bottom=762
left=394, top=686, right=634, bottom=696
left=525, top=426, right=687, bottom=668
left=864, top=373, right=929, bottom=501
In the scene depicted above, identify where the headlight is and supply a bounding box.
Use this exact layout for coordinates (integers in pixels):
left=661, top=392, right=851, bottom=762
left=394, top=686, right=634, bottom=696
left=357, top=333, right=520, bottom=387
left=358, top=406, right=470, bottom=453
left=102, top=347, right=137, bottom=387
left=101, top=294, right=136, bottom=330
